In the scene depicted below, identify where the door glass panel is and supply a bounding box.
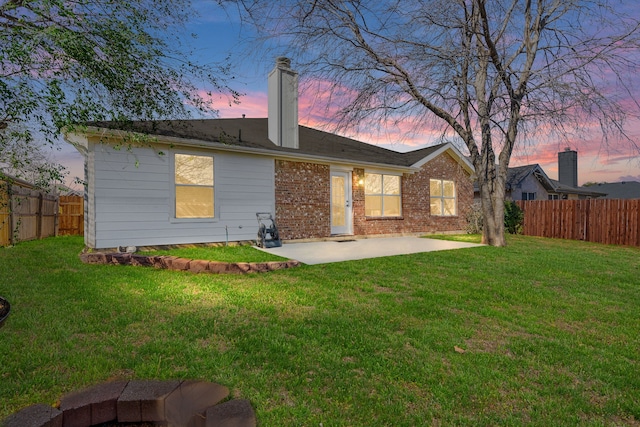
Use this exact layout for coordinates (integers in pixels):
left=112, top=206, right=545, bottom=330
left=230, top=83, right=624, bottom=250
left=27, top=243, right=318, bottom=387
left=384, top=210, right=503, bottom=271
left=332, top=176, right=345, bottom=227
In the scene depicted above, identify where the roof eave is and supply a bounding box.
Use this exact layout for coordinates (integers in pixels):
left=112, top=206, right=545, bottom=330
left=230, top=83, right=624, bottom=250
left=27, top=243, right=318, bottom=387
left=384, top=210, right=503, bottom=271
left=410, top=143, right=475, bottom=175
left=70, top=126, right=419, bottom=173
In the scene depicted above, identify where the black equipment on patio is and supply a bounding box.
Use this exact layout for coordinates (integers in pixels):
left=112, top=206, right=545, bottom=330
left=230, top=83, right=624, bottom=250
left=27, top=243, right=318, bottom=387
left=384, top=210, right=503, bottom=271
left=256, top=212, right=282, bottom=248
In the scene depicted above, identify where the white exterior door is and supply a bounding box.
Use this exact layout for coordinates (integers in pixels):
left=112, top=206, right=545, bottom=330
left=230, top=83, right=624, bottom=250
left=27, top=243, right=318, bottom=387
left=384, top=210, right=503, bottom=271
left=330, top=171, right=352, bottom=235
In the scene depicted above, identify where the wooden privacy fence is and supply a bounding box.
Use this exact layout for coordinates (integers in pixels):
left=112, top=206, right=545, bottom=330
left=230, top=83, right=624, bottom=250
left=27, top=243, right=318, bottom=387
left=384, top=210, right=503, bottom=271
left=0, top=181, right=58, bottom=246
left=517, top=199, right=640, bottom=247
left=58, top=195, right=84, bottom=236
left=1, top=179, right=84, bottom=246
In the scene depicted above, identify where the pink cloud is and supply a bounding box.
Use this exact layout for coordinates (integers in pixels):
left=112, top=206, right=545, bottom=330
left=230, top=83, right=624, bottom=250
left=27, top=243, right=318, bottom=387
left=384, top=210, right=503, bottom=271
left=199, top=76, right=639, bottom=186
left=298, top=78, right=451, bottom=149
left=198, top=90, right=268, bottom=118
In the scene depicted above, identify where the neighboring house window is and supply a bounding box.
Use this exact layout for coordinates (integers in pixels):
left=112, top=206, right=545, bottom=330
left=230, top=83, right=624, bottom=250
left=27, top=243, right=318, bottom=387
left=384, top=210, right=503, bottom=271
left=174, top=153, right=214, bottom=218
left=430, top=179, right=457, bottom=216
left=365, top=173, right=401, bottom=217
left=522, top=192, right=536, bottom=201
left=548, top=194, right=559, bottom=200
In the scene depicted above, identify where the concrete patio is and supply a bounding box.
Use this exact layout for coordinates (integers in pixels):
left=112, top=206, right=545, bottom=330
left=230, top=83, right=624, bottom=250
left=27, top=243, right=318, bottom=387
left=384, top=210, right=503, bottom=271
left=256, top=236, right=483, bottom=265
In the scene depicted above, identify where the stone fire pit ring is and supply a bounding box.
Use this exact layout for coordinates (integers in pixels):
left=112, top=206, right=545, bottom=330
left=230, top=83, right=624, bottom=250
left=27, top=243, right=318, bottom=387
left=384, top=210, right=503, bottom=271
left=2, top=379, right=256, bottom=427
left=0, top=296, right=9, bottom=329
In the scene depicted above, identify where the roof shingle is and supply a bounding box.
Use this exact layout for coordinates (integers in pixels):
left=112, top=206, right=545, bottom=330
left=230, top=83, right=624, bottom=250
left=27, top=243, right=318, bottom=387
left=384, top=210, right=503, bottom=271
left=87, top=118, right=447, bottom=168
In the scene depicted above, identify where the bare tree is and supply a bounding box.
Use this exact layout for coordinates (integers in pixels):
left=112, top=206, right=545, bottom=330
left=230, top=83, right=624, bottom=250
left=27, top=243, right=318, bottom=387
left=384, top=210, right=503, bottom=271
left=228, top=0, right=640, bottom=246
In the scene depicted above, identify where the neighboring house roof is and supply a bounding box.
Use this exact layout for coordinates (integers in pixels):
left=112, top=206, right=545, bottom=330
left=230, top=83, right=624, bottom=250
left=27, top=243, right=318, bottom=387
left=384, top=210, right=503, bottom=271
left=77, top=118, right=474, bottom=174
left=473, top=163, right=607, bottom=198
left=505, top=164, right=555, bottom=192
left=587, top=181, right=640, bottom=199
left=503, top=164, right=607, bottom=198
left=550, top=179, right=607, bottom=198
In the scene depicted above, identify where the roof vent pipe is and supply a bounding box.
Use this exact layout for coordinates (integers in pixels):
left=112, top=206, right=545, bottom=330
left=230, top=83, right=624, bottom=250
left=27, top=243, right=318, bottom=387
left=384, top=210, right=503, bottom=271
left=276, top=56, right=291, bottom=69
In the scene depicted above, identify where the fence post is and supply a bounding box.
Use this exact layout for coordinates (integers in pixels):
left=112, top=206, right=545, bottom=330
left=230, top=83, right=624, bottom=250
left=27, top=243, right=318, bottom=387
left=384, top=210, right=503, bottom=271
left=37, top=192, right=43, bottom=239
left=9, top=184, right=15, bottom=246
left=54, top=194, right=59, bottom=237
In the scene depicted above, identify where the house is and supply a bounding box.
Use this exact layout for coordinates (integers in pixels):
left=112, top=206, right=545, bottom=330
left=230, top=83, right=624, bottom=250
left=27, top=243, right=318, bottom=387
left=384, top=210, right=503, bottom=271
left=586, top=181, right=640, bottom=199
left=65, top=58, right=475, bottom=249
left=503, top=164, right=556, bottom=201
left=475, top=148, right=606, bottom=202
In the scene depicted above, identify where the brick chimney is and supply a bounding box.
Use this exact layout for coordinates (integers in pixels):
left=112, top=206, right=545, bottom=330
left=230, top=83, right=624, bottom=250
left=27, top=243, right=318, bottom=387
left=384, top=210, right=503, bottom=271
left=268, top=57, right=299, bottom=149
left=558, top=147, right=578, bottom=187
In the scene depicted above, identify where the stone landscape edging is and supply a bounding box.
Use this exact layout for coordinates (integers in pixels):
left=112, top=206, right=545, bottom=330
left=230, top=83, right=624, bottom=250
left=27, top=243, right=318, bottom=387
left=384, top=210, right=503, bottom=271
left=80, top=252, right=301, bottom=274
left=1, top=379, right=256, bottom=427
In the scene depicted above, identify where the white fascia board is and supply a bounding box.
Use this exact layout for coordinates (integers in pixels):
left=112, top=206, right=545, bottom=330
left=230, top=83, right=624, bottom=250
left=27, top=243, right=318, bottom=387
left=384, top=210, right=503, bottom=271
left=363, top=167, right=404, bottom=176
left=532, top=167, right=557, bottom=191
left=63, top=132, right=89, bottom=156
left=75, top=126, right=418, bottom=174
left=410, top=142, right=475, bottom=175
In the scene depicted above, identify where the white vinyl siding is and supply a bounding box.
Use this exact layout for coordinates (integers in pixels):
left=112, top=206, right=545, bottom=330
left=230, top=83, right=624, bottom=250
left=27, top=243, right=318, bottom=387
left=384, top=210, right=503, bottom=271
left=88, top=142, right=274, bottom=248
left=84, top=152, right=95, bottom=248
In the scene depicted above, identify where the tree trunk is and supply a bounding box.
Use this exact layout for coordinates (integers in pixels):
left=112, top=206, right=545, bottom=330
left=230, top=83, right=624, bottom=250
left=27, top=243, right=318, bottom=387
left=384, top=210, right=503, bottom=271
left=478, top=179, right=507, bottom=247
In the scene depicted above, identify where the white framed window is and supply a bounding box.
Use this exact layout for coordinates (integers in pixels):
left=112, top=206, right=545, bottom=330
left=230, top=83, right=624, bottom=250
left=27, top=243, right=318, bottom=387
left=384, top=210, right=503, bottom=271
left=365, top=173, right=401, bottom=217
left=430, top=179, right=457, bottom=216
left=174, top=153, right=214, bottom=218
left=522, top=192, right=536, bottom=201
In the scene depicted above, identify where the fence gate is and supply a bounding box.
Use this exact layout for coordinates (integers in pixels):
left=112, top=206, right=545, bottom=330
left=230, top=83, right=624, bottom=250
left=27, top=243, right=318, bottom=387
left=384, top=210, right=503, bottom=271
left=58, top=195, right=84, bottom=236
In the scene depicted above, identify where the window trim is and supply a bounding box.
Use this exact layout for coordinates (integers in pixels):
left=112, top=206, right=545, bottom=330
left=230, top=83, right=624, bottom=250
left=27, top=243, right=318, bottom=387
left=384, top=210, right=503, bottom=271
left=430, top=179, right=457, bottom=217
left=364, top=172, right=402, bottom=218
left=171, top=151, right=218, bottom=223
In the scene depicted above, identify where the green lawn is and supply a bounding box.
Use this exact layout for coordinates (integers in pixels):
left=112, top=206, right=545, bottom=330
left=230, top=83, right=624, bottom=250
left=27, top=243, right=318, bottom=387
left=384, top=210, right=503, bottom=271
left=0, top=235, right=638, bottom=426
left=137, top=244, right=286, bottom=263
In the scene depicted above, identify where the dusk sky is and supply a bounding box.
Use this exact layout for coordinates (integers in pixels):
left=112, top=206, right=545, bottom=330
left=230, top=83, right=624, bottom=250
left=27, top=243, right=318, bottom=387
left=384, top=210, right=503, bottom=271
left=55, top=1, right=640, bottom=189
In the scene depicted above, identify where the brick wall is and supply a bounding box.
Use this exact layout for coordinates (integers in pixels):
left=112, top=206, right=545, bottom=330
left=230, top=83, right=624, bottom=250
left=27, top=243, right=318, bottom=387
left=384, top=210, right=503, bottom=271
left=274, top=160, right=331, bottom=240
left=274, top=153, right=473, bottom=240
left=353, top=153, right=473, bottom=236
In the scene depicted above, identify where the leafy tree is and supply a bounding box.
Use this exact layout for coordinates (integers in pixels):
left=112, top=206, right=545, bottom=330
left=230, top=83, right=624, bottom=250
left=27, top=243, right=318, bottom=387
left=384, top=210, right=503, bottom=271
left=1, top=0, right=237, bottom=150
left=228, top=0, right=640, bottom=246
left=0, top=126, right=67, bottom=191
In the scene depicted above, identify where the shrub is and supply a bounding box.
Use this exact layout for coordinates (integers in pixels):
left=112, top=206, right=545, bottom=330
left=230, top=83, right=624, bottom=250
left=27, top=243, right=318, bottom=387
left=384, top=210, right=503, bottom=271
left=465, top=202, right=484, bottom=234
left=504, top=201, right=524, bottom=234
left=466, top=200, right=524, bottom=235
